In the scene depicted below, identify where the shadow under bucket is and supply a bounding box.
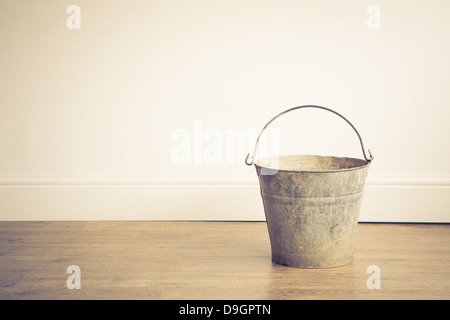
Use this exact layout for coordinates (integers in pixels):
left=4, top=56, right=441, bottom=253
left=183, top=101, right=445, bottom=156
left=246, top=106, right=373, bottom=268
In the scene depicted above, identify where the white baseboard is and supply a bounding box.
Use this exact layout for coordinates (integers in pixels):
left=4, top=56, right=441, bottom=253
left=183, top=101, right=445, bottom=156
left=0, top=176, right=449, bottom=222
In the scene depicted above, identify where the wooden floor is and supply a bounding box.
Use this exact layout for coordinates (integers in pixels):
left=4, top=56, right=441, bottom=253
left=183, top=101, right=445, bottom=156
left=0, top=221, right=449, bottom=300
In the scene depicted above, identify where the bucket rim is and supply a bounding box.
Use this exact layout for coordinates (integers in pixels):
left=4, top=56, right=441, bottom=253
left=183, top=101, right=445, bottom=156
left=254, top=154, right=371, bottom=173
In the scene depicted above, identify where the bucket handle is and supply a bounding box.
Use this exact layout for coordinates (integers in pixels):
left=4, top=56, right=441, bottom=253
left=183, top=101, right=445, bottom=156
left=245, top=105, right=373, bottom=166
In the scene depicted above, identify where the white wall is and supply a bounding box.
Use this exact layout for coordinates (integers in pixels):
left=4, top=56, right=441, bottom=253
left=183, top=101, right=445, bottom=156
left=0, top=0, right=449, bottom=221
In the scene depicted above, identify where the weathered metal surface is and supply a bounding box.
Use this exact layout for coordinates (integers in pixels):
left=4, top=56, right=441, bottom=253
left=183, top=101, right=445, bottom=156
left=247, top=105, right=373, bottom=269
left=256, top=155, right=370, bottom=268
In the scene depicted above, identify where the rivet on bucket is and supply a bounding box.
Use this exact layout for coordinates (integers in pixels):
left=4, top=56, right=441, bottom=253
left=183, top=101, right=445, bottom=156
left=246, top=105, right=373, bottom=268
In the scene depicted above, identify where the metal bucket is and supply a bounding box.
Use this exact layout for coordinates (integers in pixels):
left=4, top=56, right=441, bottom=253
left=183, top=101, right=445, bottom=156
left=245, top=105, right=373, bottom=268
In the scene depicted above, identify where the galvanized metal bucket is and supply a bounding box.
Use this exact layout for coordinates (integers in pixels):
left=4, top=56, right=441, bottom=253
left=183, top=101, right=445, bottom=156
left=245, top=105, right=373, bottom=268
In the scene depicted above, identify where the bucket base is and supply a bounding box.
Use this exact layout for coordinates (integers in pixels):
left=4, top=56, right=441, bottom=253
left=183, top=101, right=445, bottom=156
left=271, top=251, right=353, bottom=269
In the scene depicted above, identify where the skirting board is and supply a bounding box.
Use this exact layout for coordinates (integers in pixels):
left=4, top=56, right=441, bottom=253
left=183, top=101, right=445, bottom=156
left=0, top=176, right=449, bottom=222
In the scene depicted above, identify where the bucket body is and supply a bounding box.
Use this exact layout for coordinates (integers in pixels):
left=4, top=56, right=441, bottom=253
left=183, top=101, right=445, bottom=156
left=256, top=155, right=370, bottom=268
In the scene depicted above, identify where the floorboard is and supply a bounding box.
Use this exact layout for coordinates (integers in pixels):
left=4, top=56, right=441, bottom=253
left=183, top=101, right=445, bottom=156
left=0, top=221, right=449, bottom=300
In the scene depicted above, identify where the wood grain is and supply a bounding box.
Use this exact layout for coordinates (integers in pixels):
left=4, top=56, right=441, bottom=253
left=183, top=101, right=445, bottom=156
left=0, top=221, right=449, bottom=299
